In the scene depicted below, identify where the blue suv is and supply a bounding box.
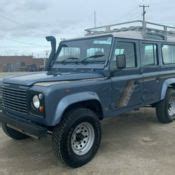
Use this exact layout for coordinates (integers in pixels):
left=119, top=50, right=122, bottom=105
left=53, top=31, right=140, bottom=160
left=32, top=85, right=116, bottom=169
left=1, top=20, right=175, bottom=168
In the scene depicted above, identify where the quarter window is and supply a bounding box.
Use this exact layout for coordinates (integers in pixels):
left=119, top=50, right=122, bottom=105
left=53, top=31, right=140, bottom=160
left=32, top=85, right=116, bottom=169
left=162, top=45, right=175, bottom=64
left=111, top=41, right=136, bottom=69
left=142, top=44, right=158, bottom=66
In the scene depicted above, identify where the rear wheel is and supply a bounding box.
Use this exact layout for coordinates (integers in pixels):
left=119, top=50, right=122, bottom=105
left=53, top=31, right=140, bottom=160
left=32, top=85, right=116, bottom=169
left=2, top=123, right=29, bottom=140
left=156, top=89, right=175, bottom=123
left=52, top=108, right=101, bottom=168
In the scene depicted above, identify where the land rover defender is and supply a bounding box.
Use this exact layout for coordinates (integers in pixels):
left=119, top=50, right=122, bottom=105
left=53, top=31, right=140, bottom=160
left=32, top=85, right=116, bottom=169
left=1, top=20, right=175, bottom=168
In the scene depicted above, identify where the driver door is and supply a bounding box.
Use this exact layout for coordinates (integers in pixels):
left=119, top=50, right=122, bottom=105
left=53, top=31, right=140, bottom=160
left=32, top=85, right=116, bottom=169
left=110, top=39, right=142, bottom=111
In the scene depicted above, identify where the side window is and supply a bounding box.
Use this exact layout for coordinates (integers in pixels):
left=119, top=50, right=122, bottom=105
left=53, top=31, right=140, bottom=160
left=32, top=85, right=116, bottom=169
left=142, top=44, right=158, bottom=66
left=111, top=41, right=136, bottom=70
left=162, top=45, right=175, bottom=64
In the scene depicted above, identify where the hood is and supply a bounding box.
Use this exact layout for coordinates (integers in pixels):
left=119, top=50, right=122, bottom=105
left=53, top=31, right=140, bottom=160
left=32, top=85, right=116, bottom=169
left=2, top=71, right=103, bottom=86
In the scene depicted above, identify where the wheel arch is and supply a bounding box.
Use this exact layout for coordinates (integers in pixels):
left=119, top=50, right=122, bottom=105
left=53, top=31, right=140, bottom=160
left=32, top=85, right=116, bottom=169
left=161, top=78, right=175, bottom=100
left=52, top=92, right=103, bottom=126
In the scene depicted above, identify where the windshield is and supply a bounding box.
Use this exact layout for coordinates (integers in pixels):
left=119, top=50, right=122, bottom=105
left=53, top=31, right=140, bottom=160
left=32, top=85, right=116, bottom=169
left=53, top=36, right=112, bottom=67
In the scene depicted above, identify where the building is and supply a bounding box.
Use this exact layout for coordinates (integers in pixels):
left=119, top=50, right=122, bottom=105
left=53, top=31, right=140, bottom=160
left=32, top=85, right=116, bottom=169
left=0, top=56, right=45, bottom=72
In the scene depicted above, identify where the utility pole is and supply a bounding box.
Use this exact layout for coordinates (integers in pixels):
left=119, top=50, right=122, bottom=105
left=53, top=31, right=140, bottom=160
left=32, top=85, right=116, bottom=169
left=94, top=10, right=97, bottom=27
left=139, top=4, right=149, bottom=35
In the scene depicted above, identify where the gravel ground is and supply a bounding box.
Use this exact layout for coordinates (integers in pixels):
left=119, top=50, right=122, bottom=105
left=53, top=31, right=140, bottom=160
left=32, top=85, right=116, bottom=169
left=0, top=108, right=175, bottom=175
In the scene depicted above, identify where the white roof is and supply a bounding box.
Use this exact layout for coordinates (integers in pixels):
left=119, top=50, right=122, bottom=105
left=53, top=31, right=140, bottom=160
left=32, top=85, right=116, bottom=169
left=82, top=20, right=175, bottom=42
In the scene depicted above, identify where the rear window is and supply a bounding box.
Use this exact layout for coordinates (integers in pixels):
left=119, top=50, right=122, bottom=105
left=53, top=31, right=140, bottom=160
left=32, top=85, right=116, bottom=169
left=162, top=45, right=175, bottom=64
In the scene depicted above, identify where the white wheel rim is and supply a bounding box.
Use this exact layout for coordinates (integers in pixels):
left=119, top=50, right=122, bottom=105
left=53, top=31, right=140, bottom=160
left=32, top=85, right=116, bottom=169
left=168, top=96, right=175, bottom=117
left=71, top=122, right=95, bottom=156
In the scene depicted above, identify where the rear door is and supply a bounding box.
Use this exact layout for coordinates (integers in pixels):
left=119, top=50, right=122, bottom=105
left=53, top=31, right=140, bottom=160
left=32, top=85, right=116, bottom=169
left=140, top=41, right=161, bottom=104
left=110, top=38, right=142, bottom=110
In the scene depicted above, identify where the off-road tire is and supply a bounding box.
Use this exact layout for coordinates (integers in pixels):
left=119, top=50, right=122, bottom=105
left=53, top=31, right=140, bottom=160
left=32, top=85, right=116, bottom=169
left=156, top=88, right=175, bottom=123
left=52, top=108, right=101, bottom=168
left=2, top=123, right=29, bottom=140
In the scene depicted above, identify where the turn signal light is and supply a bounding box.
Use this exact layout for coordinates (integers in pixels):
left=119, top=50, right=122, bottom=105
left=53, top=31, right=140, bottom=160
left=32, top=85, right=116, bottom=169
left=39, top=106, right=45, bottom=113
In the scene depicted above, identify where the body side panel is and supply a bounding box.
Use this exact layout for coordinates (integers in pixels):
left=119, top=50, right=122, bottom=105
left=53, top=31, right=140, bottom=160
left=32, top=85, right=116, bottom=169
left=52, top=92, right=102, bottom=125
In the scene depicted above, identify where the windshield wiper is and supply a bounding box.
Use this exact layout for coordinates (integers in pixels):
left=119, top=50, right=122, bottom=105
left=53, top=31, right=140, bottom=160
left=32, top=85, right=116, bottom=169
left=57, top=54, right=105, bottom=65
left=59, top=57, right=80, bottom=64
left=80, top=54, right=105, bottom=63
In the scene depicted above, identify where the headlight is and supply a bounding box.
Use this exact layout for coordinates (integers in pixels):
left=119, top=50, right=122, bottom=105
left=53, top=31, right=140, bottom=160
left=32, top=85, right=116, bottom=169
left=33, top=95, right=40, bottom=109
left=31, top=93, right=44, bottom=115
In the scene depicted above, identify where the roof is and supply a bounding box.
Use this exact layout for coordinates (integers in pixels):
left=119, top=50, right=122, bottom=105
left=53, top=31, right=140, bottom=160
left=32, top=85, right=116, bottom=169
left=84, top=20, right=175, bottom=42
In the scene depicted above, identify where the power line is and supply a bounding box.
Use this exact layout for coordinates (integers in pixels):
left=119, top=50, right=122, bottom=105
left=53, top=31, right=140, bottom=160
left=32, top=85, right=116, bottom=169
left=6, top=38, right=49, bottom=47
left=1, top=37, right=49, bottom=48
left=0, top=12, right=50, bottom=47
left=0, top=11, right=22, bottom=26
left=113, top=4, right=140, bottom=23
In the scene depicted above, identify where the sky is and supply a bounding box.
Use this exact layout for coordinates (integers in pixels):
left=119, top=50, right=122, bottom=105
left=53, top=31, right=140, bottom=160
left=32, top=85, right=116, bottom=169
left=0, top=0, right=175, bottom=58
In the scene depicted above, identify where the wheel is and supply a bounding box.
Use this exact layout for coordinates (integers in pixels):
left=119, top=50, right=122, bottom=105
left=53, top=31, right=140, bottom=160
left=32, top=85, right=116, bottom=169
left=156, top=88, right=175, bottom=123
left=2, top=123, right=29, bottom=140
left=52, top=108, right=101, bottom=168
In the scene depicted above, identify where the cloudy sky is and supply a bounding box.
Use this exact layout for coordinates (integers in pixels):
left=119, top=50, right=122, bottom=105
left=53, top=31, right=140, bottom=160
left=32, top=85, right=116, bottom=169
left=0, top=0, right=174, bottom=57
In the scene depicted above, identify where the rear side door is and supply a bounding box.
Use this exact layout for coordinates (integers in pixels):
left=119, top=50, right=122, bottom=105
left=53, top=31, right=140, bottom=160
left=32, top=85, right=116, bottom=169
left=110, top=38, right=142, bottom=110
left=140, top=42, right=161, bottom=104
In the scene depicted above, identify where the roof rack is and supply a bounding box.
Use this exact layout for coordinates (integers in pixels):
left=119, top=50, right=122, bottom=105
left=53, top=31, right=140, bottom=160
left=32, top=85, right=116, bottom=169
left=85, top=20, right=175, bottom=40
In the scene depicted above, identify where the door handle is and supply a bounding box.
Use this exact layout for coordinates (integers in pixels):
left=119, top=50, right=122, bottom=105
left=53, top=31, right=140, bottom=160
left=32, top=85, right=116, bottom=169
left=134, top=80, right=139, bottom=85
left=156, top=77, right=160, bottom=83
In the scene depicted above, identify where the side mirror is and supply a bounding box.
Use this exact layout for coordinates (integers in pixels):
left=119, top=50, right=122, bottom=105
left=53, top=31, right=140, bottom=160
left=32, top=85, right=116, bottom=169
left=116, top=54, right=126, bottom=69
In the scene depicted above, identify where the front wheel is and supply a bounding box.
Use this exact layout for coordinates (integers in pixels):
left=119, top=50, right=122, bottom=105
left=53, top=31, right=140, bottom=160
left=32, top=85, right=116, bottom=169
left=52, top=108, right=101, bottom=168
left=156, top=89, right=175, bottom=123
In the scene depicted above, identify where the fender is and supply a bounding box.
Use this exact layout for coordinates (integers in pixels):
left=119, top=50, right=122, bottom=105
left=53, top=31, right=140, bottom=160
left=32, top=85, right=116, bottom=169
left=52, top=91, right=102, bottom=125
left=161, top=78, right=175, bottom=100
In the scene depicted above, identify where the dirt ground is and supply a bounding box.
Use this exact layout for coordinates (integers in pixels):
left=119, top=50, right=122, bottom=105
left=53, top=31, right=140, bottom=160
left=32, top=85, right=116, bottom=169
left=0, top=72, right=24, bottom=78
left=0, top=108, right=175, bottom=175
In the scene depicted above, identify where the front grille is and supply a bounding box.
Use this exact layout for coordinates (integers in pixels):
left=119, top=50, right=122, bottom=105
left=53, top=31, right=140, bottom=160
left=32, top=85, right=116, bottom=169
left=2, top=86, right=28, bottom=114
left=0, top=86, right=2, bottom=111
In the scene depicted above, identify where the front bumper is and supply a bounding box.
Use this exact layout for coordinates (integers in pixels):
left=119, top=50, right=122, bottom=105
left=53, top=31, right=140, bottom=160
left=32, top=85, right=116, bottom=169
left=0, top=112, right=47, bottom=138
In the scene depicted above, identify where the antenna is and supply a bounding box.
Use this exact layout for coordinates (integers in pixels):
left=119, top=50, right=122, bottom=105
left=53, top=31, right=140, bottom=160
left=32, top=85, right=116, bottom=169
left=94, top=10, right=97, bottom=27
left=139, top=4, right=149, bottom=35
